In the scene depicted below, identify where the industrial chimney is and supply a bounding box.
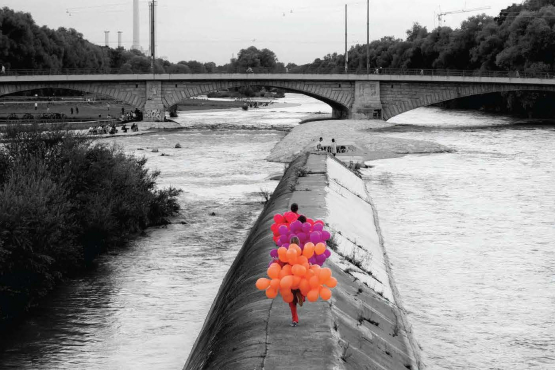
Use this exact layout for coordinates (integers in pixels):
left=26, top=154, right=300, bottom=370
left=118, top=31, right=123, bottom=48
left=104, top=31, right=110, bottom=47
left=132, top=0, right=140, bottom=50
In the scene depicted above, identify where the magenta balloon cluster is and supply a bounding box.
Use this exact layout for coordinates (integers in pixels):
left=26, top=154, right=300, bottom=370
left=270, top=212, right=332, bottom=266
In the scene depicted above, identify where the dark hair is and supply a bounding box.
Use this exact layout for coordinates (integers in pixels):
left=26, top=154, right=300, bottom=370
left=319, top=137, right=323, bottom=141
left=291, top=203, right=298, bottom=213
left=297, top=215, right=307, bottom=223
left=332, top=138, right=335, bottom=142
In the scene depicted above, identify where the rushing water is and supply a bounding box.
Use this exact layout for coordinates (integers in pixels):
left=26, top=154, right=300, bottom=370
left=1, top=96, right=553, bottom=370
left=364, top=107, right=555, bottom=369
left=0, top=94, right=331, bottom=369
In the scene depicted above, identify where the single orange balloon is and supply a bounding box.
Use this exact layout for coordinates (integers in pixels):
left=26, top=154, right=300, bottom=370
left=292, top=276, right=301, bottom=289
left=296, top=265, right=307, bottom=277
left=278, top=247, right=288, bottom=263
left=319, top=268, right=332, bottom=283
left=315, top=242, right=326, bottom=255
left=282, top=294, right=294, bottom=303
left=307, top=289, right=319, bottom=302
left=320, top=287, right=332, bottom=301
left=270, top=278, right=281, bottom=290
left=309, top=275, right=320, bottom=289
left=267, top=264, right=281, bottom=279
left=303, top=244, right=315, bottom=259
left=282, top=264, right=292, bottom=275
left=256, top=278, right=271, bottom=290
left=297, top=256, right=308, bottom=265
left=280, top=275, right=293, bottom=290
left=325, top=277, right=338, bottom=288
left=280, top=287, right=291, bottom=296
left=266, top=287, right=278, bottom=299
left=299, top=279, right=310, bottom=295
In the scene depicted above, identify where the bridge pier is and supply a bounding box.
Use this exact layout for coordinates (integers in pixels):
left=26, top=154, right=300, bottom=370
left=143, top=81, right=165, bottom=122
left=351, top=81, right=383, bottom=120
left=332, top=107, right=349, bottom=119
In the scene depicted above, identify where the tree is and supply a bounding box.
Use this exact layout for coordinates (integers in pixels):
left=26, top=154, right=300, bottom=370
left=235, top=46, right=278, bottom=72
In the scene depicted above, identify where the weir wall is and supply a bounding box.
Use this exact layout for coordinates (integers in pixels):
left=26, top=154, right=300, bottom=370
left=184, top=153, right=422, bottom=370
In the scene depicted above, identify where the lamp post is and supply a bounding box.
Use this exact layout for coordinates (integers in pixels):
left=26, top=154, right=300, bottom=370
left=149, top=1, right=156, bottom=74
left=345, top=4, right=348, bottom=74
left=366, top=0, right=370, bottom=75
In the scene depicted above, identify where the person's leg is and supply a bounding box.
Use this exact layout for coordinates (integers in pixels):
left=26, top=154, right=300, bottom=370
left=289, top=302, right=298, bottom=324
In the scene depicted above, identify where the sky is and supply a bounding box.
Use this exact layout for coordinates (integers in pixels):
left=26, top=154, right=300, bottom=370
left=2, top=0, right=521, bottom=65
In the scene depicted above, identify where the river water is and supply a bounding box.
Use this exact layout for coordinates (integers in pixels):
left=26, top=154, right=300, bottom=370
left=364, top=108, right=555, bottom=369
left=1, top=96, right=553, bottom=370
left=0, top=95, right=330, bottom=370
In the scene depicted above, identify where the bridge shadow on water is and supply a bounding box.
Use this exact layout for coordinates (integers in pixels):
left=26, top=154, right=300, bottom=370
left=376, top=120, right=555, bottom=134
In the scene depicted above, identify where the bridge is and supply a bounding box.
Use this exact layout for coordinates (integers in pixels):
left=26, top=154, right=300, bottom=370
left=2, top=70, right=555, bottom=121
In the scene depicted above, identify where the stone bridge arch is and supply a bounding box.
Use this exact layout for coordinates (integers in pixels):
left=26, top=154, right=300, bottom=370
left=381, top=82, right=555, bottom=120
left=161, top=80, right=355, bottom=118
left=0, top=81, right=146, bottom=109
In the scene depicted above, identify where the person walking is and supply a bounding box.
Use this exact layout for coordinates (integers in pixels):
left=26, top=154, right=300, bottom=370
left=1, top=65, right=5, bottom=75
left=288, top=236, right=305, bottom=327
left=75, top=107, right=79, bottom=115
left=331, top=138, right=337, bottom=157
left=71, top=107, right=74, bottom=115
left=34, top=103, right=38, bottom=111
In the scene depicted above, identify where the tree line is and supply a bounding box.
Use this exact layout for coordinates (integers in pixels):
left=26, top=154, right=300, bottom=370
left=3, top=1, right=555, bottom=75
left=0, top=7, right=283, bottom=74
left=289, top=0, right=555, bottom=74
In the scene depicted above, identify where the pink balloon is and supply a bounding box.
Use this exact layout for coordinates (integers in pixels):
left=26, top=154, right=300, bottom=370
left=290, top=220, right=302, bottom=233
left=321, top=231, right=331, bottom=241
left=285, top=212, right=298, bottom=223
left=278, top=225, right=289, bottom=235
left=302, top=223, right=311, bottom=233
left=310, top=231, right=321, bottom=244
left=313, top=223, right=324, bottom=232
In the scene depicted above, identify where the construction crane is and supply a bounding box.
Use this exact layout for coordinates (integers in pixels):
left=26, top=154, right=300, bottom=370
left=437, top=6, right=491, bottom=24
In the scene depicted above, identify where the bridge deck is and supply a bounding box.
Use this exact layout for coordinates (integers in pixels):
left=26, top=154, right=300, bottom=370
left=2, top=73, right=555, bottom=85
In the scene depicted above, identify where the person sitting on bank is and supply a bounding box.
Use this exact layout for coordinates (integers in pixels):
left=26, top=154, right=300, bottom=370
left=316, top=137, right=323, bottom=151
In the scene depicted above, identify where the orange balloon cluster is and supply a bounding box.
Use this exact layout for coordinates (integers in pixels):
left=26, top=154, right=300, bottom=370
left=256, top=243, right=338, bottom=303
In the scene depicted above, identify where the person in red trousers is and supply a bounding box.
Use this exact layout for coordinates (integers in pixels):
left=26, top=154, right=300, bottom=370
left=289, top=290, right=304, bottom=327
left=288, top=236, right=305, bottom=327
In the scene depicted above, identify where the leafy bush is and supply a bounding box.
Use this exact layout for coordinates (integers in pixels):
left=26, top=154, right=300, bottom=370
left=0, top=125, right=182, bottom=328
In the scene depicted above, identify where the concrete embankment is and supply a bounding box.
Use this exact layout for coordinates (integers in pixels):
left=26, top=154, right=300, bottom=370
left=184, top=152, right=422, bottom=370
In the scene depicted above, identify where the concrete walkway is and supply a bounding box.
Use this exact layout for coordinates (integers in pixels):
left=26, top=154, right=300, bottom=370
left=184, top=153, right=421, bottom=370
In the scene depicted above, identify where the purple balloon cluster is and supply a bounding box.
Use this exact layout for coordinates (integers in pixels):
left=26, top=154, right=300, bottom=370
left=269, top=217, right=332, bottom=266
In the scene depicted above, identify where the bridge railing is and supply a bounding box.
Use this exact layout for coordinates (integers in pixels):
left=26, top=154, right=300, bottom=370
left=1, top=67, right=554, bottom=79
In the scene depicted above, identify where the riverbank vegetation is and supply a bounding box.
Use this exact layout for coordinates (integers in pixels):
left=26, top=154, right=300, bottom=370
left=0, top=124, right=182, bottom=330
